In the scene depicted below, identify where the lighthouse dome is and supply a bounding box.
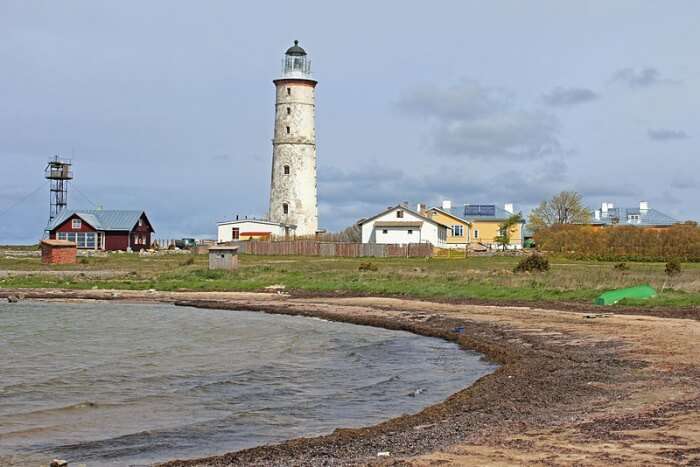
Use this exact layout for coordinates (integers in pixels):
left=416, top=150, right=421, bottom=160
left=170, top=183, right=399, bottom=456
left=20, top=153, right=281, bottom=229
left=285, top=40, right=307, bottom=56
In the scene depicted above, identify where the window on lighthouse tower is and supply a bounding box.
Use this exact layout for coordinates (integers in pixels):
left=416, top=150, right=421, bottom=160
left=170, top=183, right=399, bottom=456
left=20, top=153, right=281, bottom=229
left=283, top=165, right=290, bottom=175
left=283, top=203, right=289, bottom=215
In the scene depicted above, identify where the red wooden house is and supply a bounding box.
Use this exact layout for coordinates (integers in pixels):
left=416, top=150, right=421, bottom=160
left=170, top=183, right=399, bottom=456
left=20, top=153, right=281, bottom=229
left=47, top=210, right=155, bottom=251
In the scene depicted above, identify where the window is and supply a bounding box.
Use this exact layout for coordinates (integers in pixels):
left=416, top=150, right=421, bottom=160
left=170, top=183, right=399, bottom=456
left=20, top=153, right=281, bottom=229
left=58, top=231, right=96, bottom=248
left=139, top=218, right=144, bottom=226
left=452, top=225, right=464, bottom=237
left=286, top=126, right=290, bottom=134
left=629, top=214, right=640, bottom=223
left=286, top=107, right=291, bottom=115
left=408, top=229, right=413, bottom=234
left=283, top=203, right=289, bottom=215
left=72, top=218, right=81, bottom=229
left=396, top=210, right=404, bottom=218
left=382, top=229, right=388, bottom=234
left=474, top=229, right=479, bottom=239
left=283, top=165, right=290, bottom=175
left=232, top=227, right=240, bottom=240
left=85, top=233, right=95, bottom=249
left=287, top=87, right=291, bottom=96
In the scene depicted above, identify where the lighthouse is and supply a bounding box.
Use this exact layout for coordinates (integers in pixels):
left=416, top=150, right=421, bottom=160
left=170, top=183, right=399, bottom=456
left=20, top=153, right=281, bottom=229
left=268, top=40, right=319, bottom=237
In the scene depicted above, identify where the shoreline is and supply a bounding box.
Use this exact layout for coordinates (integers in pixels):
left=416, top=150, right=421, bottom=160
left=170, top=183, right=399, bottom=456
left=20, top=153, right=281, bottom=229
left=2, top=289, right=699, bottom=465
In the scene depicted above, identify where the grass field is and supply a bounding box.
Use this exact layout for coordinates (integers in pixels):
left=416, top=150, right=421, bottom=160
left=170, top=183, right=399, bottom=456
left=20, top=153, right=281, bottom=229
left=1, top=248, right=699, bottom=308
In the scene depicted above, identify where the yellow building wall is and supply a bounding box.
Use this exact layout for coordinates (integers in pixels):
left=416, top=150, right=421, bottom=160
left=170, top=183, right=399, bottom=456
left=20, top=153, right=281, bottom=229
left=471, top=220, right=523, bottom=245
left=426, top=210, right=470, bottom=245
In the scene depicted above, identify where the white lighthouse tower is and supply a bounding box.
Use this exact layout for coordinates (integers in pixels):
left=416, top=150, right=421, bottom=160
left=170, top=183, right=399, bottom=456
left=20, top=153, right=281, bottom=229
left=268, top=40, right=319, bottom=237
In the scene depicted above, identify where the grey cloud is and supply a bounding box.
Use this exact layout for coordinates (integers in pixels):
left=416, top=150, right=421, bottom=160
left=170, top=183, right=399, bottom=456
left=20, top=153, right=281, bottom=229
left=397, top=80, right=561, bottom=159
left=612, top=67, right=669, bottom=87
left=573, top=180, right=638, bottom=199
left=648, top=128, right=689, bottom=141
left=671, top=174, right=695, bottom=190
left=319, top=159, right=570, bottom=228
left=210, top=154, right=231, bottom=162
left=541, top=87, right=598, bottom=107
left=397, top=80, right=510, bottom=121
left=435, top=110, right=560, bottom=158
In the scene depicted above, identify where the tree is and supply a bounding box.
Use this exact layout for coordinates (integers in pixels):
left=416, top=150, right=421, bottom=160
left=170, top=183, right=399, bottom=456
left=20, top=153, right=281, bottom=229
left=528, top=191, right=591, bottom=232
left=318, top=222, right=362, bottom=242
left=495, top=213, right=523, bottom=251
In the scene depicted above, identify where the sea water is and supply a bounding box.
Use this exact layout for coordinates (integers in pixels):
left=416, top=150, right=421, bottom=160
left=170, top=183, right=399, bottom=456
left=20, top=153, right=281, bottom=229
left=0, top=301, right=495, bottom=466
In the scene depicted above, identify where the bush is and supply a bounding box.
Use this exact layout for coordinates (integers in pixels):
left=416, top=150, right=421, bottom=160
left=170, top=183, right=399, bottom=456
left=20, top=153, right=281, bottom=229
left=534, top=223, right=700, bottom=262
left=665, top=259, right=682, bottom=276
left=513, top=254, right=550, bottom=273
left=358, top=262, right=378, bottom=272
left=613, top=262, right=629, bottom=271
left=181, top=256, right=195, bottom=266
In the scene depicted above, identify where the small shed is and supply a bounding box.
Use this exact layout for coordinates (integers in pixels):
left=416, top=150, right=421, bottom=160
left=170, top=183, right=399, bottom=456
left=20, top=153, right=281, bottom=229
left=208, top=245, right=239, bottom=271
left=41, top=239, right=77, bottom=265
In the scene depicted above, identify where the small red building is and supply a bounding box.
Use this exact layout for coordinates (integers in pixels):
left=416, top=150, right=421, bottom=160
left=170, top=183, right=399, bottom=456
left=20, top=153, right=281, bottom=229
left=47, top=210, right=155, bottom=251
left=41, top=239, right=77, bottom=264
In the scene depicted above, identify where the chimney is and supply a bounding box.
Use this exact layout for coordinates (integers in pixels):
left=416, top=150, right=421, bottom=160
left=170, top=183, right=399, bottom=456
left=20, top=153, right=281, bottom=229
left=416, top=203, right=426, bottom=214
left=442, top=200, right=452, bottom=210
left=504, top=203, right=514, bottom=214
left=601, top=202, right=609, bottom=214
left=594, top=209, right=601, bottom=220
left=639, top=201, right=649, bottom=212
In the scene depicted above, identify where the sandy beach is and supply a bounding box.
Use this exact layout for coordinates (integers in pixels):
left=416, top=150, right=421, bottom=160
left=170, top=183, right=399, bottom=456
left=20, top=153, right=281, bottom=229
left=2, top=289, right=699, bottom=466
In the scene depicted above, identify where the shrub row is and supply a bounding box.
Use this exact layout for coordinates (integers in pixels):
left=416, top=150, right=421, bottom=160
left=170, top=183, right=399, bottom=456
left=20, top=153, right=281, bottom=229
left=534, top=223, right=700, bottom=262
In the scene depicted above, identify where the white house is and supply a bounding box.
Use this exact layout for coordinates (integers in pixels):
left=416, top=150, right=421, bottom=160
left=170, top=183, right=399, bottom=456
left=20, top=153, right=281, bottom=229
left=217, top=218, right=296, bottom=243
left=359, top=205, right=449, bottom=247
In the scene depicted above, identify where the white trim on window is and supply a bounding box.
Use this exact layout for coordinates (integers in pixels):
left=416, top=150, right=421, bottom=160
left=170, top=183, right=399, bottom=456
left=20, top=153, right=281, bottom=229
left=72, top=218, right=81, bottom=229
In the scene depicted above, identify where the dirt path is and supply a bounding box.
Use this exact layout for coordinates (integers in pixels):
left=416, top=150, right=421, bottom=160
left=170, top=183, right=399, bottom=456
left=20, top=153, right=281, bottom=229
left=2, top=289, right=699, bottom=466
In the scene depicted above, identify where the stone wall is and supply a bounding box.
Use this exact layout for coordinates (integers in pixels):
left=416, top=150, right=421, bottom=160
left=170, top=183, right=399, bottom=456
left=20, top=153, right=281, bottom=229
left=269, top=79, right=318, bottom=236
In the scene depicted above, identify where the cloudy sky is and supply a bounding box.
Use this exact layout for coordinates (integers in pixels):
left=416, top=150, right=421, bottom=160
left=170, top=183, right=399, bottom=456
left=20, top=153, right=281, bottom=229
left=1, top=1, right=698, bottom=243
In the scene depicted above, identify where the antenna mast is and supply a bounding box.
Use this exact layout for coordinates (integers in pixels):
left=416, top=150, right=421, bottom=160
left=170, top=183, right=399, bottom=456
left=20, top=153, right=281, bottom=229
left=45, top=155, right=73, bottom=225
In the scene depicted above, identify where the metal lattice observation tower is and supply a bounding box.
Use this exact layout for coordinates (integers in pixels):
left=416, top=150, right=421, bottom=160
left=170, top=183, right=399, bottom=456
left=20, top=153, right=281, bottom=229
left=45, top=155, right=73, bottom=226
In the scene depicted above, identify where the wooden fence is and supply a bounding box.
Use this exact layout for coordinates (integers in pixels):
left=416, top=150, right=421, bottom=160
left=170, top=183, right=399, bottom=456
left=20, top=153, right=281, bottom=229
left=230, top=240, right=433, bottom=258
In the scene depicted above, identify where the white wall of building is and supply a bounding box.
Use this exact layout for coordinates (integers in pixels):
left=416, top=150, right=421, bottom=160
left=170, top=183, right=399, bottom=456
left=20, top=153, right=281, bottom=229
left=217, top=220, right=289, bottom=243
left=361, top=207, right=447, bottom=246
left=372, top=226, right=423, bottom=244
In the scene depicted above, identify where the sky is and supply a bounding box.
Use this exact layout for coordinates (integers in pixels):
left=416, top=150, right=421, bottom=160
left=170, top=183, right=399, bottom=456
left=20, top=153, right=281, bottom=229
left=1, top=1, right=698, bottom=243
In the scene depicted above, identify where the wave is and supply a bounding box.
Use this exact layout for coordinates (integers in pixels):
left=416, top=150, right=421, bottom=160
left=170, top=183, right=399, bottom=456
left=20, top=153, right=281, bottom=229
left=1, top=400, right=106, bottom=419
left=353, top=374, right=401, bottom=391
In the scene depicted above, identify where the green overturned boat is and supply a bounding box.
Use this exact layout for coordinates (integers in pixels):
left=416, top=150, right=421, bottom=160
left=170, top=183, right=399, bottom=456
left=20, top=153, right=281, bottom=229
left=595, top=285, right=657, bottom=305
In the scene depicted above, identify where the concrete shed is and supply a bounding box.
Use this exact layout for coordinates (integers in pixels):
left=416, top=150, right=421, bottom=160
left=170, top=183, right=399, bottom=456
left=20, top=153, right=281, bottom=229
left=41, top=239, right=77, bottom=265
left=208, top=245, right=239, bottom=271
